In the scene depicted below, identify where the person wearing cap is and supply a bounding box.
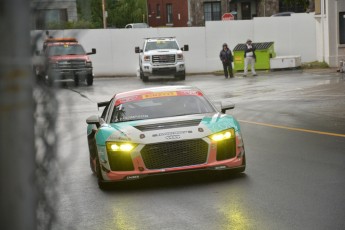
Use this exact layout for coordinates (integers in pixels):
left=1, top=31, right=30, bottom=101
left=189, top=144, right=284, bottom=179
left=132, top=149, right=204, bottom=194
left=219, top=43, right=234, bottom=79
left=244, top=39, right=257, bottom=77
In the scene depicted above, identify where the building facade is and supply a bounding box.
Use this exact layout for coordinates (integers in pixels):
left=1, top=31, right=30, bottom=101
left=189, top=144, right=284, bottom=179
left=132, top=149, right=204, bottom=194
left=31, top=0, right=78, bottom=29
left=147, top=0, right=315, bottom=27
left=314, top=0, right=345, bottom=67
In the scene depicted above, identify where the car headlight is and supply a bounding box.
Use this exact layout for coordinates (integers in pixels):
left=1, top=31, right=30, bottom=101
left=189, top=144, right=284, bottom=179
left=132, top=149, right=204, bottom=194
left=209, top=129, right=235, bottom=142
left=177, top=54, right=183, bottom=60
left=143, top=55, right=150, bottom=62
left=106, top=142, right=137, bottom=152
left=86, top=61, right=92, bottom=67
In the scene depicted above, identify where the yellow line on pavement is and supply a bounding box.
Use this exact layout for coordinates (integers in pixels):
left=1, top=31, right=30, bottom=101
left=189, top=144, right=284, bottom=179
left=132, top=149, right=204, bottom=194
left=238, top=120, right=345, bottom=138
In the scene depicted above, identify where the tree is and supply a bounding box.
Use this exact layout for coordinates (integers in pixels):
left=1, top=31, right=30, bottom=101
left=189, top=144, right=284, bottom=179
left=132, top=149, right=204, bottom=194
left=77, top=0, right=147, bottom=28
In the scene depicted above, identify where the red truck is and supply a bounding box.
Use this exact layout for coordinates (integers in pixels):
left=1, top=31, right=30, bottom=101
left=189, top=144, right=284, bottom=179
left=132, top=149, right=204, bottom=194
left=34, top=37, right=96, bottom=86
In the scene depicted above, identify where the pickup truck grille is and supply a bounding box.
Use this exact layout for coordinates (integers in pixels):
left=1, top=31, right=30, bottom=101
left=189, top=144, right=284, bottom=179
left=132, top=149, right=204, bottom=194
left=152, top=55, right=176, bottom=64
left=57, top=60, right=86, bottom=69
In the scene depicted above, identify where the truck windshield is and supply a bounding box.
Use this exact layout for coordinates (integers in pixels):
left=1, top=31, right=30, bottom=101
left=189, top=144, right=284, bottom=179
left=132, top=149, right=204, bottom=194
left=47, top=44, right=86, bottom=56
left=111, top=95, right=215, bottom=123
left=145, top=41, right=179, bottom=51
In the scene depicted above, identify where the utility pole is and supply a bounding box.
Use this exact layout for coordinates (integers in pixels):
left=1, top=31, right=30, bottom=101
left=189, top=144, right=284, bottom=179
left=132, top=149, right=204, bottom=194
left=102, top=0, right=107, bottom=29
left=0, top=0, right=36, bottom=230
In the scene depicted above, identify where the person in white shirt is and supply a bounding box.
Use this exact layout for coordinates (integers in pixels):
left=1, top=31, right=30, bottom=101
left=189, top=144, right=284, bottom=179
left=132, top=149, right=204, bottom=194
left=243, top=39, right=257, bottom=77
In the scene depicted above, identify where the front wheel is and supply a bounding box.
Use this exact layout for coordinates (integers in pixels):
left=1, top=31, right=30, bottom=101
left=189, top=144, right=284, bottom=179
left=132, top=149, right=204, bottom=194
left=74, top=75, right=79, bottom=86
left=95, top=157, right=109, bottom=190
left=86, top=74, right=93, bottom=86
left=142, top=75, right=149, bottom=82
left=175, top=71, right=186, bottom=80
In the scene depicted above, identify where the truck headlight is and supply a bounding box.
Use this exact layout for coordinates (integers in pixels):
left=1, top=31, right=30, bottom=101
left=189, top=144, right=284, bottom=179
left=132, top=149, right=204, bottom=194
left=144, top=55, right=150, bottom=62
left=177, top=54, right=183, bottom=60
left=106, top=142, right=137, bottom=152
left=209, top=129, right=235, bottom=142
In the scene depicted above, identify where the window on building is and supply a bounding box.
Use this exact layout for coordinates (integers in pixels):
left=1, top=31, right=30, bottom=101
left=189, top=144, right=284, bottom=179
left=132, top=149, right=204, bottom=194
left=340, top=12, right=345, bottom=44
left=166, top=4, right=173, bottom=24
left=156, top=4, right=161, bottom=17
left=204, top=2, right=221, bottom=21
left=34, top=9, right=67, bottom=29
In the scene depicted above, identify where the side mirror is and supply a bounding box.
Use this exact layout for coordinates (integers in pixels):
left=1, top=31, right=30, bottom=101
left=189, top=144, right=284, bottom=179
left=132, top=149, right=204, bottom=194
left=86, top=115, right=101, bottom=128
left=220, top=100, right=235, bottom=113
left=181, top=45, right=189, bottom=51
left=87, top=48, right=96, bottom=55
left=135, top=46, right=141, bottom=53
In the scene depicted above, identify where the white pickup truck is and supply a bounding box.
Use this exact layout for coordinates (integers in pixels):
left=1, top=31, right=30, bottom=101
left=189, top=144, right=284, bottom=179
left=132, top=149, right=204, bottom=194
left=135, top=37, right=189, bottom=82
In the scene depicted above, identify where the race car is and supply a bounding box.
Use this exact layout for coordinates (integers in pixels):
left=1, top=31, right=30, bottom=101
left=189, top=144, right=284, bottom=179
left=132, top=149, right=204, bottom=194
left=86, top=86, right=246, bottom=189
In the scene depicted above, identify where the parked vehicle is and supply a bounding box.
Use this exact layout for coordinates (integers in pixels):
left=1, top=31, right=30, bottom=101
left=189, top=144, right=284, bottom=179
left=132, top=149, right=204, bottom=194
left=135, top=37, right=189, bottom=82
left=34, top=37, right=96, bottom=86
left=125, top=23, right=149, bottom=28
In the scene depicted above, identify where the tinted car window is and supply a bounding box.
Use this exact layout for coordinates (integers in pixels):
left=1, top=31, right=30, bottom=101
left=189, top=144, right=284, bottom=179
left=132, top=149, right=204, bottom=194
left=145, top=41, right=179, bottom=51
left=47, top=44, right=86, bottom=56
left=111, top=95, right=215, bottom=122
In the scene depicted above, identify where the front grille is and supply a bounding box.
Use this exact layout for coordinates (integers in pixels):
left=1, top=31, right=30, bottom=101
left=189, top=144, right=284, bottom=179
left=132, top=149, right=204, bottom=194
left=107, top=151, right=134, bottom=171
left=152, top=54, right=175, bottom=64
left=134, top=119, right=202, bottom=132
left=141, top=139, right=208, bottom=169
left=216, top=138, right=236, bottom=161
left=58, top=59, right=86, bottom=69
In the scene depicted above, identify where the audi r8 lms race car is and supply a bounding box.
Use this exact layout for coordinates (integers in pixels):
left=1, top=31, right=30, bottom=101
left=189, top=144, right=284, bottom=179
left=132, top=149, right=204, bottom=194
left=86, top=86, right=246, bottom=189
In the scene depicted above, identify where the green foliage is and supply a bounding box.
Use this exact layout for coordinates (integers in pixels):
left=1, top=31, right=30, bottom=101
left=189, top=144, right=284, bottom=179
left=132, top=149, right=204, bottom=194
left=47, top=20, right=97, bottom=29
left=281, top=0, right=310, bottom=11
left=301, top=61, right=329, bottom=69
left=83, top=0, right=147, bottom=28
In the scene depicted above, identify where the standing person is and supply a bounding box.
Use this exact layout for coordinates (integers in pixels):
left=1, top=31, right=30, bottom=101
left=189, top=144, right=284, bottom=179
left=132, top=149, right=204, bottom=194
left=244, top=39, right=257, bottom=77
left=219, top=43, right=234, bottom=79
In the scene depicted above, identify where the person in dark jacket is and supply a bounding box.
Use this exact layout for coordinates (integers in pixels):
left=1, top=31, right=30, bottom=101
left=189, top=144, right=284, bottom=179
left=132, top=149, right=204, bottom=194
left=243, top=39, right=257, bottom=77
left=219, top=43, right=234, bottom=79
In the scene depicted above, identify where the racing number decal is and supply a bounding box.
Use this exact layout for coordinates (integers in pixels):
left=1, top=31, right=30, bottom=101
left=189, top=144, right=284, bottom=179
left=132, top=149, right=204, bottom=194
left=142, top=92, right=177, bottom=99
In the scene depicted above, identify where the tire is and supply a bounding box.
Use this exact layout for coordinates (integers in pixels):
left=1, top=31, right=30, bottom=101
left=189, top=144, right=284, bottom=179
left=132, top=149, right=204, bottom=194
left=46, top=75, right=53, bottom=86
left=175, top=71, right=186, bottom=81
left=95, top=157, right=110, bottom=190
left=139, top=69, right=144, bottom=80
left=74, top=75, right=79, bottom=86
left=86, top=74, right=93, bottom=86
left=142, top=75, right=149, bottom=82
left=89, top=156, right=96, bottom=174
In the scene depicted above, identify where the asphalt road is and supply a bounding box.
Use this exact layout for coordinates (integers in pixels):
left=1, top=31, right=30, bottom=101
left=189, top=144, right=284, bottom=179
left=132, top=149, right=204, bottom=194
left=54, top=70, right=345, bottom=230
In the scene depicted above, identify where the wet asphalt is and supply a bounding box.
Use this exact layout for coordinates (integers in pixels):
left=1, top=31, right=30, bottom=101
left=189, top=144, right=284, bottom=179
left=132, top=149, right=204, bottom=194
left=54, top=69, right=345, bottom=230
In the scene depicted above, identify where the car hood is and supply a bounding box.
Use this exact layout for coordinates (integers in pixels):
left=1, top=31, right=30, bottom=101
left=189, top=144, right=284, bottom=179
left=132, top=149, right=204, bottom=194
left=95, top=113, right=240, bottom=145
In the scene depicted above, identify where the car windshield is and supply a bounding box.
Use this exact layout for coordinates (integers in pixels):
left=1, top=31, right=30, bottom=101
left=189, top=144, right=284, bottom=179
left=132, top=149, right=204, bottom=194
left=47, top=44, right=86, bottom=56
left=111, top=95, right=215, bottom=123
left=145, top=40, right=179, bottom=51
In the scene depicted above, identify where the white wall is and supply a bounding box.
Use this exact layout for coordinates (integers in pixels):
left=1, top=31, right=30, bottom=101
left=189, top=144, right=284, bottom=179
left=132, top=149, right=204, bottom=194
left=32, top=13, right=317, bottom=76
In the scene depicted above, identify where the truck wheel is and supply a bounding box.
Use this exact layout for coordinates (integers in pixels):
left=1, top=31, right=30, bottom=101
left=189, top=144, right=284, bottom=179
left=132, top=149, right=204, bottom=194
left=175, top=71, right=186, bottom=81
left=46, top=75, right=53, bottom=86
left=86, top=74, right=93, bottom=86
left=74, top=75, right=79, bottom=86
left=142, top=75, right=149, bottom=82
left=139, top=69, right=144, bottom=80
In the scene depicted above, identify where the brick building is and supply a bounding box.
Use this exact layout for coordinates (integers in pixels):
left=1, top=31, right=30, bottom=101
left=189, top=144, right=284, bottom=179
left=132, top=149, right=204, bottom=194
left=147, top=0, right=314, bottom=27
